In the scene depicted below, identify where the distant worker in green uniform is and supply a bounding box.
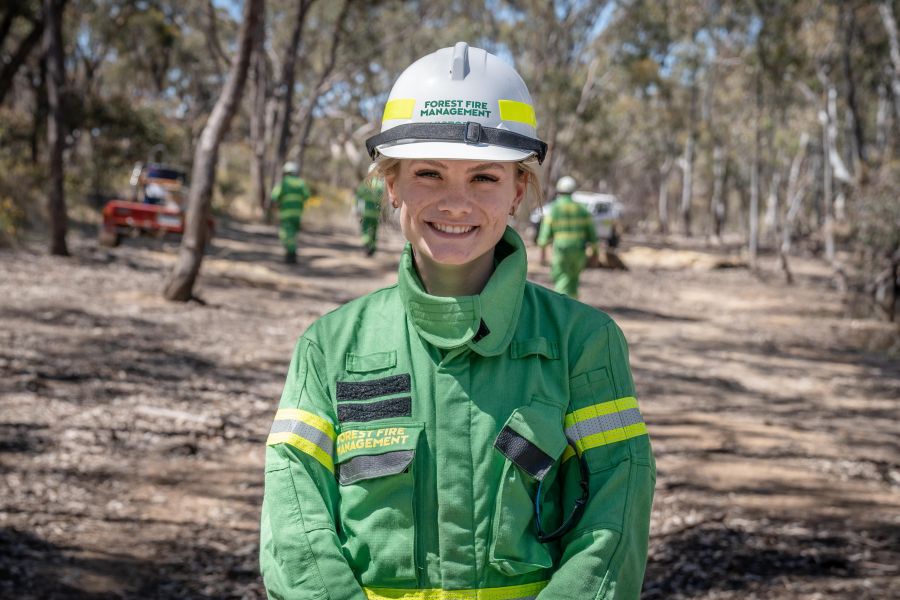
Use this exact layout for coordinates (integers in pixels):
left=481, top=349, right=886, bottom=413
left=356, top=164, right=384, bottom=256
left=271, top=161, right=311, bottom=264
left=260, top=42, right=654, bottom=600
left=538, top=175, right=599, bottom=298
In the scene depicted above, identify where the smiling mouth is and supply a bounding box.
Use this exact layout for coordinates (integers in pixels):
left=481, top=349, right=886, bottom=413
left=429, top=222, right=477, bottom=235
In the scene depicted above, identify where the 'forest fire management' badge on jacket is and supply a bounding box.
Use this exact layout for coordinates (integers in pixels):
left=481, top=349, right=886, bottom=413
left=260, top=227, right=656, bottom=600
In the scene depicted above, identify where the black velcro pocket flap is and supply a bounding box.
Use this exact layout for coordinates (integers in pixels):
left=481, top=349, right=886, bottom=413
left=338, top=450, right=414, bottom=485
left=493, top=401, right=566, bottom=482
left=494, top=426, right=555, bottom=481
left=338, top=397, right=411, bottom=423
left=336, top=374, right=411, bottom=402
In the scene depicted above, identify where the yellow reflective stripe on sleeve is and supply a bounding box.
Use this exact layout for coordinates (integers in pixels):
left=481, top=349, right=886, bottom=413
left=266, top=431, right=334, bottom=472
left=383, top=98, right=416, bottom=121
left=274, top=408, right=335, bottom=439
left=565, top=395, right=647, bottom=453
left=267, top=408, right=336, bottom=472
left=364, top=580, right=548, bottom=599
left=498, top=99, right=537, bottom=128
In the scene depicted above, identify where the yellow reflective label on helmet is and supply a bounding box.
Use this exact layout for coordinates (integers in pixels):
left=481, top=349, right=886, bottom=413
left=383, top=98, right=416, bottom=121
left=498, top=99, right=536, bottom=127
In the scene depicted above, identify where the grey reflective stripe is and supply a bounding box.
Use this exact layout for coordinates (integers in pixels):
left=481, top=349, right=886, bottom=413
left=338, top=449, right=414, bottom=485
left=565, top=408, right=644, bottom=441
left=269, top=419, right=333, bottom=456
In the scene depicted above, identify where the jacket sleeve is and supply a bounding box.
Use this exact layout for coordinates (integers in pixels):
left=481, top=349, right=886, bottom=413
left=271, top=183, right=281, bottom=206
left=537, top=321, right=656, bottom=600
left=260, top=337, right=368, bottom=600
left=537, top=212, right=553, bottom=247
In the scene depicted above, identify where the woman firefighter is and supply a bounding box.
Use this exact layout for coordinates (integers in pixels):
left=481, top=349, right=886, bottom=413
left=260, top=42, right=655, bottom=600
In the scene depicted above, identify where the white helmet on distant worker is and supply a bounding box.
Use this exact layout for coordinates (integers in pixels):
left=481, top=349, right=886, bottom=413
left=283, top=161, right=299, bottom=175
left=556, top=175, right=577, bottom=194
left=365, top=42, right=547, bottom=164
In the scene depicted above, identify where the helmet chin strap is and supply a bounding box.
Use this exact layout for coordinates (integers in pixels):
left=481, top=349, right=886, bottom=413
left=366, top=122, right=548, bottom=165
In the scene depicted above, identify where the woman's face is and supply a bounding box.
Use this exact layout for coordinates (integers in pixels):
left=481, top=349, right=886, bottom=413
left=385, top=159, right=526, bottom=270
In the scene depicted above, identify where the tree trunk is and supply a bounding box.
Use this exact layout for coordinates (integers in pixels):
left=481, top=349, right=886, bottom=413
left=879, top=1, right=900, bottom=123
left=269, top=0, right=315, bottom=203
left=680, top=77, right=698, bottom=237
left=658, top=157, right=672, bottom=235
left=0, top=16, right=44, bottom=105
left=249, top=7, right=268, bottom=213
left=43, top=0, right=68, bottom=257
left=820, top=95, right=835, bottom=264
left=296, top=0, right=353, bottom=173
left=779, top=133, right=808, bottom=285
left=841, top=3, right=866, bottom=171
left=709, top=144, right=726, bottom=240
left=763, top=167, right=781, bottom=245
left=163, top=0, right=263, bottom=302
left=781, top=132, right=810, bottom=256
left=875, top=80, right=889, bottom=157
left=0, top=7, right=19, bottom=49
left=203, top=0, right=229, bottom=79
left=749, top=71, right=761, bottom=267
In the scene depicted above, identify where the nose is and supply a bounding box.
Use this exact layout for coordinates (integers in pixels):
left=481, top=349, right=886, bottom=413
left=436, top=183, right=473, bottom=216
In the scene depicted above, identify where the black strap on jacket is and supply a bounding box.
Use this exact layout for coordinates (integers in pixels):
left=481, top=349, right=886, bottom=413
left=534, top=446, right=590, bottom=543
left=365, top=122, right=548, bottom=164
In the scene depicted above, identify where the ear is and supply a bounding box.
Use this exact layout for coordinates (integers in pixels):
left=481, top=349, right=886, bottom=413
left=385, top=171, right=400, bottom=208
left=510, top=169, right=528, bottom=215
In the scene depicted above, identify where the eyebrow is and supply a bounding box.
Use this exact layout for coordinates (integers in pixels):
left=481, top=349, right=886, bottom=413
left=466, top=162, right=505, bottom=173
left=410, top=160, right=505, bottom=172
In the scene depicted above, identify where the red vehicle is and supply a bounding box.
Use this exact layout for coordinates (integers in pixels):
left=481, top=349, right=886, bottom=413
left=99, top=163, right=208, bottom=247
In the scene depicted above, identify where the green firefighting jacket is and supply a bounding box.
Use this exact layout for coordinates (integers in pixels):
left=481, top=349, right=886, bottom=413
left=357, top=178, right=384, bottom=222
left=272, top=175, right=311, bottom=221
left=537, top=194, right=598, bottom=252
left=260, top=227, right=655, bottom=600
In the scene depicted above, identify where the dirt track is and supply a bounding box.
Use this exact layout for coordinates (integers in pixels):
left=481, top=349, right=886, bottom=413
left=1, top=214, right=898, bottom=599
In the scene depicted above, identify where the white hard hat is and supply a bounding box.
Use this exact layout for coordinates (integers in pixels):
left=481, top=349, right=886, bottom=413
left=556, top=175, right=577, bottom=194
left=366, top=42, right=547, bottom=164
left=283, top=161, right=299, bottom=174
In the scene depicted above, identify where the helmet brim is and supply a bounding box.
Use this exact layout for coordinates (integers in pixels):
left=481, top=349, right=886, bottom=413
left=377, top=141, right=534, bottom=163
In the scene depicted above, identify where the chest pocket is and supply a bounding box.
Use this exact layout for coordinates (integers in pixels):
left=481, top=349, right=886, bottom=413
left=337, top=351, right=413, bottom=424
left=335, top=422, right=423, bottom=585
left=489, top=397, right=567, bottom=576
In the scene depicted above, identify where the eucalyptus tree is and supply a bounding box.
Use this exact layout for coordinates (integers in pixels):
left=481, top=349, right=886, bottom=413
left=164, top=0, right=263, bottom=302
left=44, top=0, right=68, bottom=256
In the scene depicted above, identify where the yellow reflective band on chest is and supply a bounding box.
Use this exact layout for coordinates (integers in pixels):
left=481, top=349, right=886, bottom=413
left=383, top=98, right=416, bottom=121
left=498, top=99, right=537, bottom=128
left=364, top=580, right=548, bottom=599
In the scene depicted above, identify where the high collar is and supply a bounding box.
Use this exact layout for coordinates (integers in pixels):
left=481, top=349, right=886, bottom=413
left=398, top=226, right=527, bottom=356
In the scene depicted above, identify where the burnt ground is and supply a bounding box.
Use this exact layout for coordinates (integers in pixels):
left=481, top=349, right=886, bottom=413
left=1, top=213, right=898, bottom=599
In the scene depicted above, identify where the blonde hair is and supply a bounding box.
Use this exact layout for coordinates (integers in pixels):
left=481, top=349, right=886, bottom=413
left=367, top=157, right=543, bottom=210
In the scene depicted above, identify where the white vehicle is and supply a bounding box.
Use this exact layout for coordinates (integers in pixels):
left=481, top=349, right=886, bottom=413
left=530, top=191, right=623, bottom=247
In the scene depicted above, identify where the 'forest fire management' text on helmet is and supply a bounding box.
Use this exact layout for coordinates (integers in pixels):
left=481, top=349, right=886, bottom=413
left=365, top=42, right=548, bottom=164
